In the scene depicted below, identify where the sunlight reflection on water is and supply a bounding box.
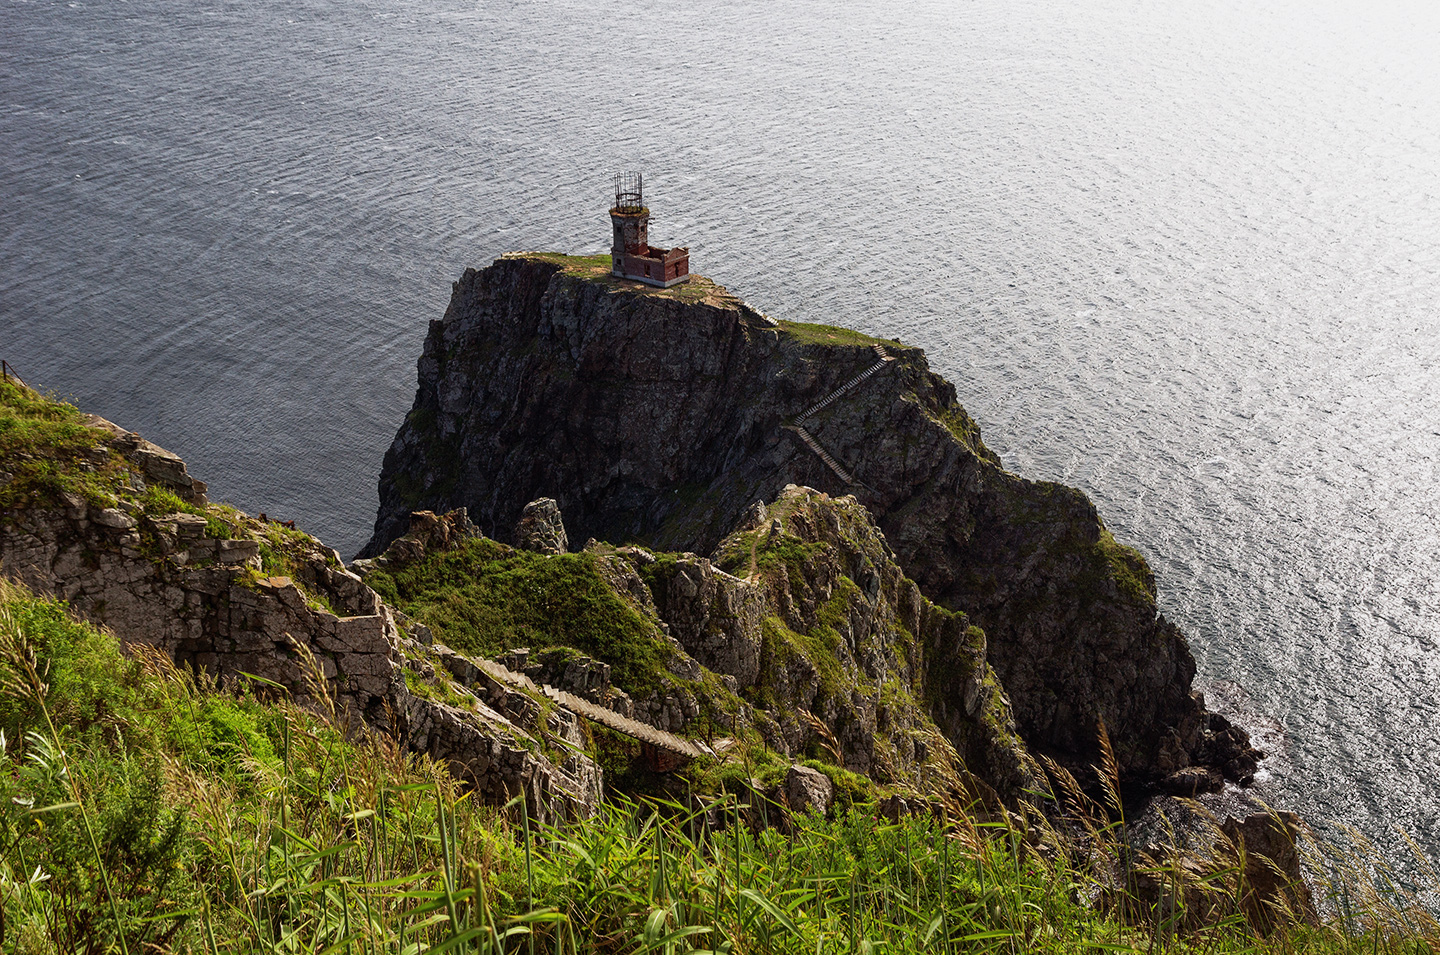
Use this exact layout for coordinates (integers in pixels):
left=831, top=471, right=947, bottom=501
left=3, top=0, right=1438, bottom=866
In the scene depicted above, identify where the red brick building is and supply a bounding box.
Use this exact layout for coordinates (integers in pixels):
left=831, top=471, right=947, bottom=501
left=609, top=172, right=689, bottom=288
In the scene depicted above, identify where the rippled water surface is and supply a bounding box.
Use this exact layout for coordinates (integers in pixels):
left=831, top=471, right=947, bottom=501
left=5, top=0, right=1438, bottom=862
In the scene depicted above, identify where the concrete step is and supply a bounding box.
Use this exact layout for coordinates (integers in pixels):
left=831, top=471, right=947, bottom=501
left=799, top=357, right=892, bottom=420
left=793, top=425, right=855, bottom=484
left=540, top=686, right=709, bottom=760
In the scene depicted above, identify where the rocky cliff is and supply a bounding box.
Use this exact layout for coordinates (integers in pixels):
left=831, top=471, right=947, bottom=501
left=0, top=381, right=601, bottom=820
left=363, top=253, right=1258, bottom=791
left=705, top=485, right=1042, bottom=799
left=357, top=487, right=1041, bottom=804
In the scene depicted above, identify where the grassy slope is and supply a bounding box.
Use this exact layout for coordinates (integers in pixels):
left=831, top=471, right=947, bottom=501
left=1, top=583, right=1434, bottom=953
left=5, top=382, right=1436, bottom=952
left=509, top=252, right=727, bottom=305
left=365, top=538, right=678, bottom=699
left=0, top=378, right=362, bottom=620
left=0, top=377, right=131, bottom=512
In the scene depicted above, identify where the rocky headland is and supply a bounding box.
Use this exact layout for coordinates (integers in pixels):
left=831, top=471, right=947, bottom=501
left=0, top=254, right=1327, bottom=948
left=361, top=252, right=1259, bottom=798
left=0, top=257, right=1364, bottom=947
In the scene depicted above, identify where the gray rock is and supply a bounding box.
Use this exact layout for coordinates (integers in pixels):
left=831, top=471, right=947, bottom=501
left=1158, top=766, right=1223, bottom=796
left=785, top=765, right=834, bottom=816
left=216, top=539, right=260, bottom=564
left=514, top=498, right=568, bottom=555
left=91, top=508, right=136, bottom=529
left=0, top=440, right=601, bottom=822
left=173, top=513, right=209, bottom=538
left=644, top=557, right=763, bottom=688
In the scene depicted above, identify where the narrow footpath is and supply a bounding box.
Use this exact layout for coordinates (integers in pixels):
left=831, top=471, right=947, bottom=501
left=474, top=658, right=710, bottom=761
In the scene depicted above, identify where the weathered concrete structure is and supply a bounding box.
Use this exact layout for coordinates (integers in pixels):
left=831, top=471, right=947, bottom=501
left=609, top=171, right=689, bottom=288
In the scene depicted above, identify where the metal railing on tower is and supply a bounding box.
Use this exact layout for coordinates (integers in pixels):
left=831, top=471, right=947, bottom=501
left=613, top=171, right=644, bottom=213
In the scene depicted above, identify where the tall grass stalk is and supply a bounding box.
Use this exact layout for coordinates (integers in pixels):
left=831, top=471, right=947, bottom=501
left=0, top=582, right=1438, bottom=953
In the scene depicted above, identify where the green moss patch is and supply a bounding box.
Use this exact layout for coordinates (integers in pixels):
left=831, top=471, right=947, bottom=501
left=0, top=378, right=129, bottom=512
left=1096, top=528, right=1156, bottom=607
left=800, top=759, right=875, bottom=809
left=935, top=405, right=997, bottom=463
left=365, top=538, right=676, bottom=698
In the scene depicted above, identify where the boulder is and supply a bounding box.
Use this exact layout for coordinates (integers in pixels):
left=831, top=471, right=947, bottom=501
left=514, top=498, right=568, bottom=555
left=785, top=765, right=834, bottom=816
left=1221, top=812, right=1317, bottom=930
left=1158, top=766, right=1223, bottom=796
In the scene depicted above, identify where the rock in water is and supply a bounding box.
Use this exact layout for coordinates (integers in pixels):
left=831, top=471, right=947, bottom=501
left=362, top=253, right=1258, bottom=789
left=514, top=497, right=568, bottom=554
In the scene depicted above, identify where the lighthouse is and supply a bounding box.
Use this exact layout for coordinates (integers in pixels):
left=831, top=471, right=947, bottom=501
left=609, top=172, right=689, bottom=288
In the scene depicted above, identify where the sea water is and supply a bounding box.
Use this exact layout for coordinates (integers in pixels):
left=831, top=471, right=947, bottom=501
left=4, top=0, right=1438, bottom=868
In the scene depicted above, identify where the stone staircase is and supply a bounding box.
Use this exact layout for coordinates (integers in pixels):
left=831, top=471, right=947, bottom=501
left=785, top=344, right=897, bottom=486
left=797, top=346, right=896, bottom=421
left=787, top=424, right=855, bottom=484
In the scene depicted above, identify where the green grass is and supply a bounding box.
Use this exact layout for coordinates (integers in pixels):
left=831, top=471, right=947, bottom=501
left=0, top=579, right=1437, bottom=953
left=521, top=252, right=613, bottom=273
left=137, top=483, right=199, bottom=518
left=365, top=538, right=678, bottom=699
left=0, top=378, right=128, bottom=513
left=507, top=252, right=729, bottom=305
left=776, top=319, right=899, bottom=350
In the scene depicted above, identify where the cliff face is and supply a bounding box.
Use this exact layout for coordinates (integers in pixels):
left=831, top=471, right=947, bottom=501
left=706, top=485, right=1042, bottom=799
left=0, top=385, right=601, bottom=820
left=358, top=489, right=1039, bottom=802
left=365, top=253, right=1257, bottom=788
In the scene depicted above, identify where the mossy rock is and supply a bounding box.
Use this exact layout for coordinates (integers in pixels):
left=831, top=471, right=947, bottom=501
left=365, top=537, right=680, bottom=699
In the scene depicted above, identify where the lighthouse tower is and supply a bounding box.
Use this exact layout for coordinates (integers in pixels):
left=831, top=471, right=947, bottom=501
left=609, top=172, right=689, bottom=288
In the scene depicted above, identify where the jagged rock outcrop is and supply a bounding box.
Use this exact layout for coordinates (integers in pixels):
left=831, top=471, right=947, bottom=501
left=363, top=253, right=1254, bottom=788
left=358, top=487, right=1041, bottom=802
left=640, top=553, right=764, bottom=690
left=1220, top=812, right=1317, bottom=929
left=514, top=498, right=568, bottom=554
left=710, top=485, right=1042, bottom=799
left=0, top=407, right=599, bottom=820
left=350, top=507, right=480, bottom=582
left=1128, top=798, right=1317, bottom=932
